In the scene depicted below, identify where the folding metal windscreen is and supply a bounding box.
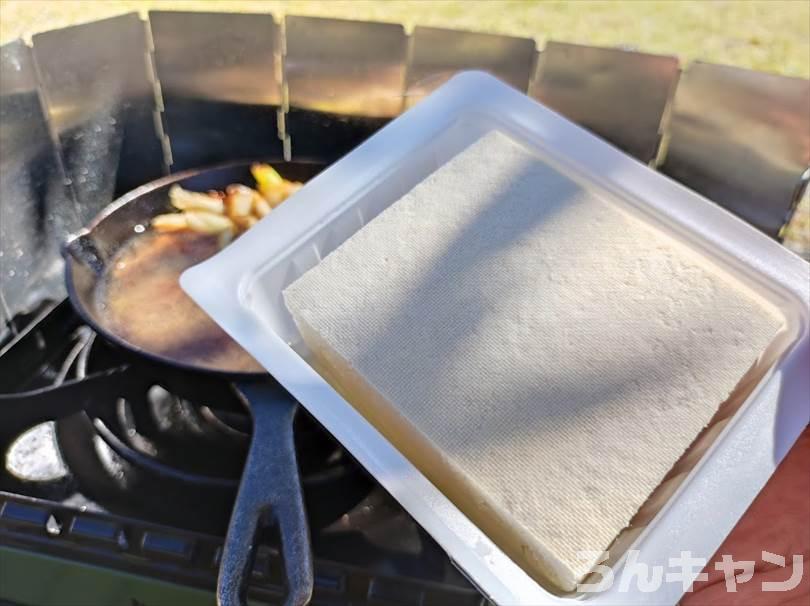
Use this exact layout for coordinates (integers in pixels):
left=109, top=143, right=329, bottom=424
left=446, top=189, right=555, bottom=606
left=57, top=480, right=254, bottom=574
left=1, top=11, right=808, bottom=334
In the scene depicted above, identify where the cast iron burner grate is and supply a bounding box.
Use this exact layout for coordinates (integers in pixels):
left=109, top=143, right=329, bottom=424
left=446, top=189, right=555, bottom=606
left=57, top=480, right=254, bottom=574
left=0, top=301, right=485, bottom=606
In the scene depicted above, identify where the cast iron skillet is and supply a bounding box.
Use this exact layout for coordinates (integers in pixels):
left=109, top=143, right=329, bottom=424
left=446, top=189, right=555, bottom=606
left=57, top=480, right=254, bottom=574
left=62, top=161, right=324, bottom=606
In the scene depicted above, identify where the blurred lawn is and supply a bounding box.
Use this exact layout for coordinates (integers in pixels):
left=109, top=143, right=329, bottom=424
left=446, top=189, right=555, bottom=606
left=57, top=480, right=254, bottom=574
left=1, top=0, right=808, bottom=78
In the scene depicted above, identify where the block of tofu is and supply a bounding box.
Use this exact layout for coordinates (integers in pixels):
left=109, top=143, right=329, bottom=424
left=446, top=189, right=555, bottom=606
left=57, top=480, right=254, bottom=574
left=282, top=131, right=783, bottom=592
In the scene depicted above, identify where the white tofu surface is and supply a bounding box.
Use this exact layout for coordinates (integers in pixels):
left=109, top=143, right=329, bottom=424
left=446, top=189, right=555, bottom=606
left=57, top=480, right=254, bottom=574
left=283, top=131, right=782, bottom=591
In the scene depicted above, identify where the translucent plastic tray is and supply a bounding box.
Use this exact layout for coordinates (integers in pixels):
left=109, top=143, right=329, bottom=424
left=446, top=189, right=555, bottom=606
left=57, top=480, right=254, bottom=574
left=182, top=72, right=810, bottom=605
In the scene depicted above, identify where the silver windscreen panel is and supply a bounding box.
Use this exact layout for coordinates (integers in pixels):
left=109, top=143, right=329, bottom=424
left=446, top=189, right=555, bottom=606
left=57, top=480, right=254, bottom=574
left=31, top=13, right=165, bottom=217
left=149, top=10, right=283, bottom=171
left=285, top=15, right=407, bottom=118
left=0, top=40, right=74, bottom=324
left=530, top=41, right=679, bottom=163
left=405, top=26, right=536, bottom=108
left=284, top=16, right=408, bottom=159
left=659, top=62, right=810, bottom=239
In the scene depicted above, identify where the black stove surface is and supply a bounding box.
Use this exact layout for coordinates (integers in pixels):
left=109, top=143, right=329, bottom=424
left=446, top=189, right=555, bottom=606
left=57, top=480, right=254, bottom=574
left=0, top=301, right=484, bottom=606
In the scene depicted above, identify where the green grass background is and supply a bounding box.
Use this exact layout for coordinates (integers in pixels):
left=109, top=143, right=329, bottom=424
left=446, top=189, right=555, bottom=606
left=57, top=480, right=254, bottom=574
left=1, top=0, right=808, bottom=78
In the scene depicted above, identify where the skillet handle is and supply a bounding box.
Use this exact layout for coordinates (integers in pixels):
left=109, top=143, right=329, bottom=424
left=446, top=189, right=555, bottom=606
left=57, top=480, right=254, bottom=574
left=218, top=383, right=313, bottom=606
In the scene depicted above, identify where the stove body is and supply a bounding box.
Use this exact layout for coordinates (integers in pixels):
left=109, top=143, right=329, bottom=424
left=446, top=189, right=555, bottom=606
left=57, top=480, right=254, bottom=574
left=0, top=11, right=808, bottom=606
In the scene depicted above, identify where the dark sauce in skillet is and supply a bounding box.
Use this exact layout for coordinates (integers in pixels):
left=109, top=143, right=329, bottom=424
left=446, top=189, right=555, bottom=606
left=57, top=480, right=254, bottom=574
left=96, top=230, right=263, bottom=373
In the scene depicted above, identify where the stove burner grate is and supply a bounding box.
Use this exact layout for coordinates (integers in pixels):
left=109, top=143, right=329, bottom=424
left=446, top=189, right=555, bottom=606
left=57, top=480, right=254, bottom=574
left=0, top=301, right=482, bottom=604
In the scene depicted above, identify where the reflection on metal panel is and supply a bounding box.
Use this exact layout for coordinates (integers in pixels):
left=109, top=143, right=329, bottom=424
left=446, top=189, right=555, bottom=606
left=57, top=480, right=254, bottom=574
left=405, top=26, right=535, bottom=108
left=32, top=13, right=164, bottom=215
left=284, top=16, right=408, bottom=119
left=283, top=108, right=390, bottom=161
left=660, top=62, right=810, bottom=238
left=530, top=41, right=679, bottom=163
left=149, top=11, right=283, bottom=170
left=0, top=40, right=74, bottom=323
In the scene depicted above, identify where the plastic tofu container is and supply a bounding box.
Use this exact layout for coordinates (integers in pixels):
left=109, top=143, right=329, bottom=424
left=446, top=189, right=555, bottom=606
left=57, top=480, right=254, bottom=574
left=182, top=72, right=810, bottom=605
